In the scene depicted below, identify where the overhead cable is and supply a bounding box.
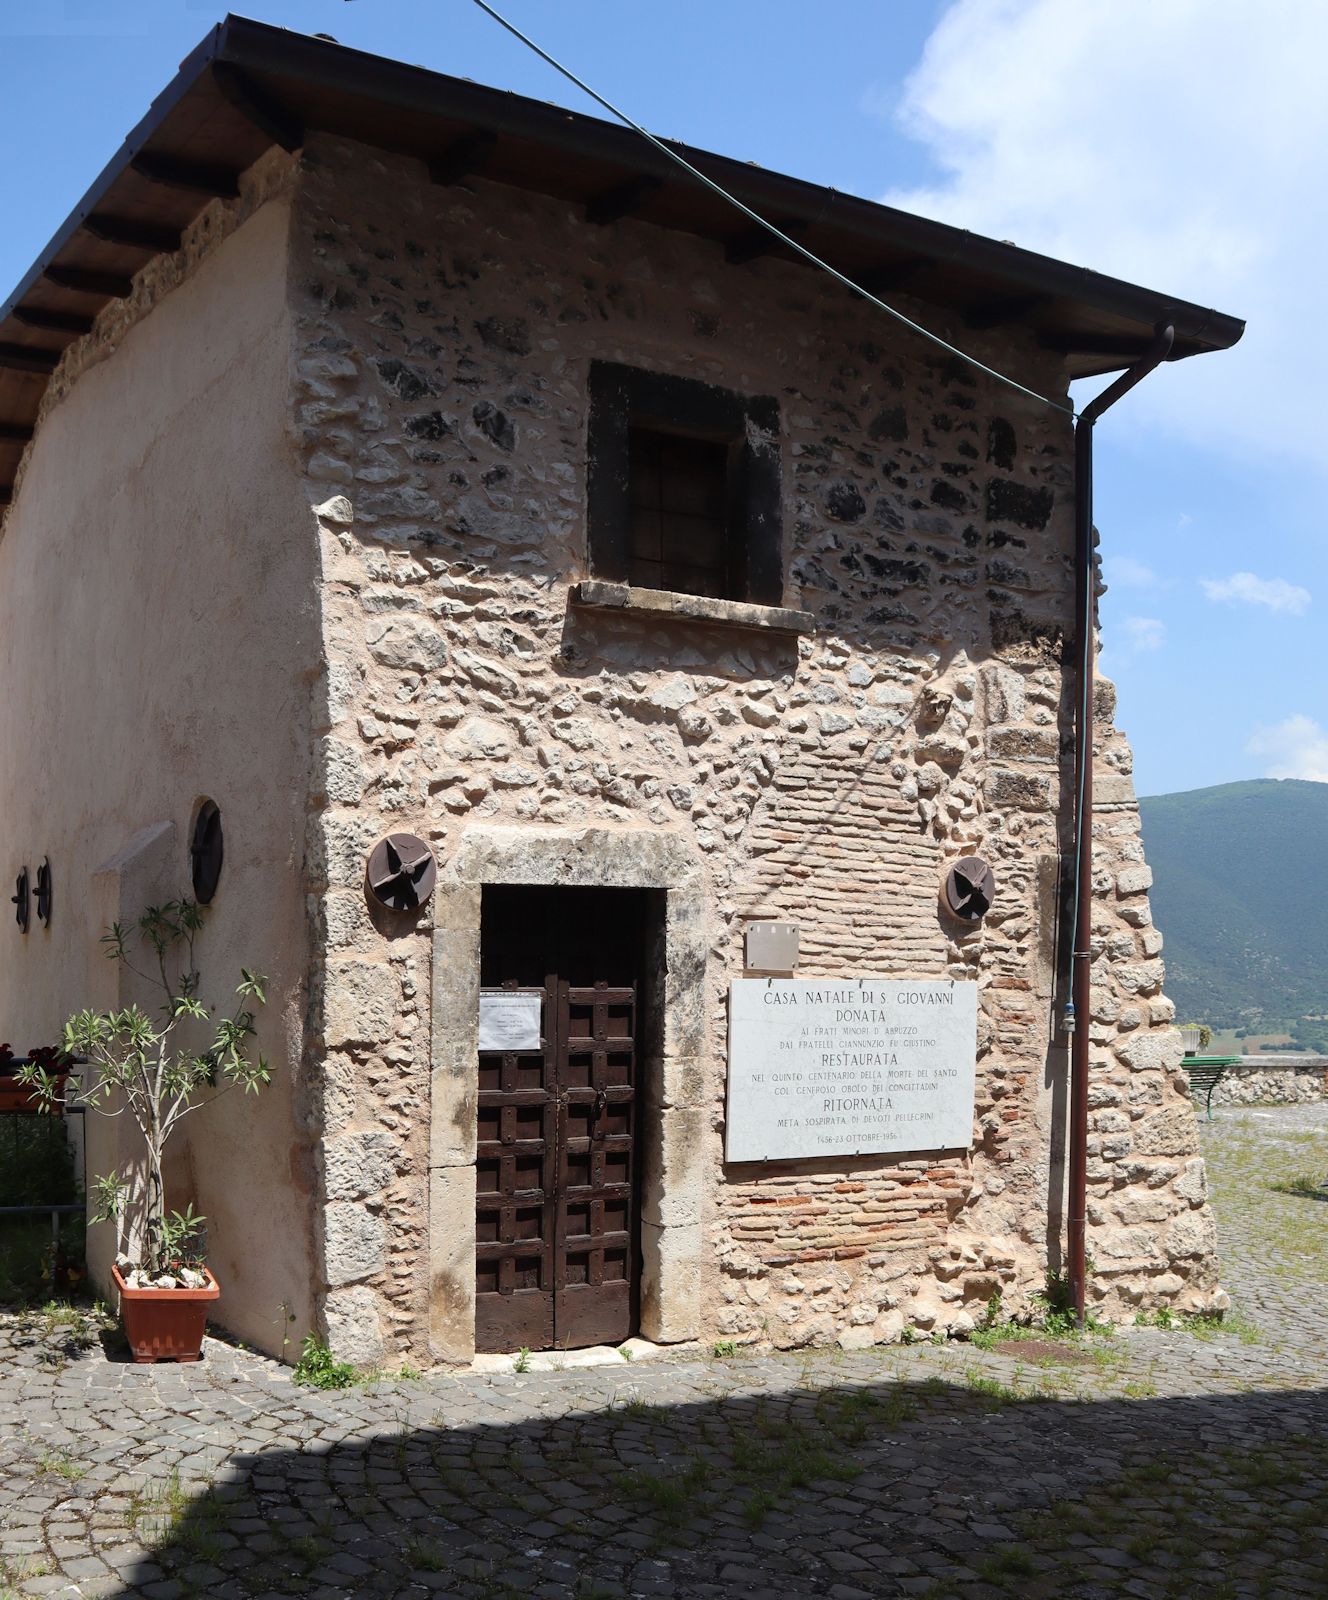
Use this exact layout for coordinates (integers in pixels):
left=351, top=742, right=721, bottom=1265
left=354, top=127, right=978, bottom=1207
left=470, top=0, right=1077, bottom=418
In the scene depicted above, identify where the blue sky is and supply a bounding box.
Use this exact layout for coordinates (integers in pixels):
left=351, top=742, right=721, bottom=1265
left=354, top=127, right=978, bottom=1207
left=1, top=0, right=1319, bottom=798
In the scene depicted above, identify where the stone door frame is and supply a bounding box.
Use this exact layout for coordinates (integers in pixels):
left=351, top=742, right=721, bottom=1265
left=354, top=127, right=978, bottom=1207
left=427, top=826, right=709, bottom=1364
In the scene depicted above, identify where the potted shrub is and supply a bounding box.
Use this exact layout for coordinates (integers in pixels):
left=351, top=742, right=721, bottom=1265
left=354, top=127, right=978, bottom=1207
left=17, top=899, right=269, bottom=1363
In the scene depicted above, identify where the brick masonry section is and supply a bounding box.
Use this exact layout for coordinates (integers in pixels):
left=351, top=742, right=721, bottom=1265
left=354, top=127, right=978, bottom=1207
left=285, top=134, right=1220, bottom=1362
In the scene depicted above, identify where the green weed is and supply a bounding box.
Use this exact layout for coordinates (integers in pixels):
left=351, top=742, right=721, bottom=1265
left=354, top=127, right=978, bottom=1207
left=618, top=1456, right=708, bottom=1526
left=405, top=1536, right=449, bottom=1572
left=962, top=1369, right=1022, bottom=1410
left=1268, top=1171, right=1327, bottom=1199
left=291, top=1334, right=359, bottom=1390
left=31, top=1441, right=86, bottom=1481
left=978, top=1545, right=1038, bottom=1582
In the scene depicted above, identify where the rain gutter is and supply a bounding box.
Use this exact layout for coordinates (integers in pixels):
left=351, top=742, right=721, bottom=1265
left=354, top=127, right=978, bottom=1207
left=1066, top=319, right=1175, bottom=1327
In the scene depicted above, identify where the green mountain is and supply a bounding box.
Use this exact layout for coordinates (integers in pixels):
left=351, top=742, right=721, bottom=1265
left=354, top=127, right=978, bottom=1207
left=1138, top=779, right=1328, bottom=1043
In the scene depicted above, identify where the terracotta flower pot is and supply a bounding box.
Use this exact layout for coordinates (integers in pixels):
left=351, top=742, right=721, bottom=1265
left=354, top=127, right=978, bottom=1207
left=112, top=1263, right=220, bottom=1363
left=0, top=1082, right=41, bottom=1114
left=0, top=1070, right=67, bottom=1115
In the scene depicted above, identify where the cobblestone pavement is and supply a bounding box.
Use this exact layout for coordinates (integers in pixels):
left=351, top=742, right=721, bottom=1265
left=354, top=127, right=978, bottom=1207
left=3, top=1103, right=1326, bottom=1600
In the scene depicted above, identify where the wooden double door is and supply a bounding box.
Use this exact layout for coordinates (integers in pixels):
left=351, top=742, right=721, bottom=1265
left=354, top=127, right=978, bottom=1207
left=475, top=886, right=647, bottom=1353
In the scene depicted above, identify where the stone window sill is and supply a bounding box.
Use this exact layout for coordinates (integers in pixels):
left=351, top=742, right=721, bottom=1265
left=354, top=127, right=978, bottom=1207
left=573, top=579, right=815, bottom=635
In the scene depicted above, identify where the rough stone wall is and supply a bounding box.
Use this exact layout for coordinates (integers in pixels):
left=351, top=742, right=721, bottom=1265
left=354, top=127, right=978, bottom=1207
left=1084, top=679, right=1223, bottom=1313
left=288, top=133, right=1221, bottom=1361
left=1206, top=1063, right=1328, bottom=1106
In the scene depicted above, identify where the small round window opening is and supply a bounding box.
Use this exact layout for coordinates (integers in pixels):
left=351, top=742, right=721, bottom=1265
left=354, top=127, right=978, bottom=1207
left=190, top=800, right=224, bottom=905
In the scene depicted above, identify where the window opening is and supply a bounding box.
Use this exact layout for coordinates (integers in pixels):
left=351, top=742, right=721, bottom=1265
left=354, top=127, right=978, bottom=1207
left=627, top=428, right=731, bottom=598
left=587, top=362, right=783, bottom=608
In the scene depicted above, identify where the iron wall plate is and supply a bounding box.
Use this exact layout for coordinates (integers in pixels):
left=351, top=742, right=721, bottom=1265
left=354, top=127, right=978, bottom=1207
left=11, top=866, right=29, bottom=932
left=366, top=833, right=437, bottom=913
left=33, top=858, right=51, bottom=927
left=191, top=801, right=224, bottom=904
left=944, top=856, right=995, bottom=922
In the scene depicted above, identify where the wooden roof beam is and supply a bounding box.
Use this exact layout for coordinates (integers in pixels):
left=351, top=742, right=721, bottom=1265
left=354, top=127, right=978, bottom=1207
left=725, top=218, right=808, bottom=266
left=0, top=424, right=34, bottom=443
left=851, top=258, right=934, bottom=298
left=1039, top=331, right=1177, bottom=358
left=44, top=265, right=134, bottom=299
left=212, top=62, right=304, bottom=153
left=13, top=306, right=95, bottom=336
left=82, top=215, right=182, bottom=253
left=0, top=344, right=58, bottom=374
left=130, top=152, right=241, bottom=198
left=428, top=129, right=497, bottom=186
left=0, top=487, right=12, bottom=507
left=585, top=174, right=663, bottom=226
left=964, top=293, right=1051, bottom=331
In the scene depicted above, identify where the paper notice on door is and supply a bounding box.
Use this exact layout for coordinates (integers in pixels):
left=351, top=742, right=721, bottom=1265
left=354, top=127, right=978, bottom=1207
left=478, top=990, right=542, bottom=1052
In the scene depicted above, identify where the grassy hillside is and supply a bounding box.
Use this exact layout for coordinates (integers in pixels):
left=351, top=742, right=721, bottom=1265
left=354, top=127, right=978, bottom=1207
left=1138, top=779, right=1328, bottom=1044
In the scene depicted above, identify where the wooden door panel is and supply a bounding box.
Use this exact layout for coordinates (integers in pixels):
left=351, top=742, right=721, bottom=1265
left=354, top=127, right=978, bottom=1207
left=555, top=978, right=638, bottom=1349
left=473, top=978, right=557, bottom=1354
left=475, top=890, right=643, bottom=1354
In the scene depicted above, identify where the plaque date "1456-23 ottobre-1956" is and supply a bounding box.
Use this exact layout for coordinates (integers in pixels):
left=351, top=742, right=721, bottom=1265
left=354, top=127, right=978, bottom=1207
left=724, top=979, right=978, bottom=1163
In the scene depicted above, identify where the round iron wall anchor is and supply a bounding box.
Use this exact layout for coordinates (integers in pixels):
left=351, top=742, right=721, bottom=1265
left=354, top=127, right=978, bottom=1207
left=11, top=866, right=29, bottom=933
left=366, top=833, right=437, bottom=913
left=33, top=858, right=52, bottom=927
left=944, top=856, right=995, bottom=923
left=190, top=800, right=224, bottom=905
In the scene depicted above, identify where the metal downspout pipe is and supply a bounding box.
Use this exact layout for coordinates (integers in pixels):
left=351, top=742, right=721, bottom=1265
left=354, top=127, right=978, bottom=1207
left=1067, top=320, right=1175, bottom=1325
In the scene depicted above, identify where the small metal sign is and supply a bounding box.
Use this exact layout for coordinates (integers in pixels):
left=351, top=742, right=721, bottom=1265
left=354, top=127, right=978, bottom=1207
left=745, top=921, right=799, bottom=973
left=478, top=990, right=542, bottom=1052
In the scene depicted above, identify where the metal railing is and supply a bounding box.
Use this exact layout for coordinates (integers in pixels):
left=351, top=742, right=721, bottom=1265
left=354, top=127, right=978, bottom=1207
left=0, top=1203, right=84, bottom=1295
left=1, top=1058, right=86, bottom=1296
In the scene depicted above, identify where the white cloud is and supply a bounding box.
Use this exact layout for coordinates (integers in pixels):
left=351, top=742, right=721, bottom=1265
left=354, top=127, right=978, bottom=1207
left=1103, top=555, right=1159, bottom=591
left=879, top=0, right=1328, bottom=471
left=1199, top=572, right=1310, bottom=613
left=1246, top=715, right=1328, bottom=781
left=1118, top=615, right=1166, bottom=653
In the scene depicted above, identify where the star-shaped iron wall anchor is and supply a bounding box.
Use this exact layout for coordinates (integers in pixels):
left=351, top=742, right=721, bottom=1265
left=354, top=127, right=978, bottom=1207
left=944, top=856, right=995, bottom=923
left=366, top=833, right=437, bottom=913
left=12, top=866, right=29, bottom=932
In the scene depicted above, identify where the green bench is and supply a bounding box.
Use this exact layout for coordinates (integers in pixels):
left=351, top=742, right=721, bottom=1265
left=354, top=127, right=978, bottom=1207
left=1182, top=1056, right=1242, bottom=1120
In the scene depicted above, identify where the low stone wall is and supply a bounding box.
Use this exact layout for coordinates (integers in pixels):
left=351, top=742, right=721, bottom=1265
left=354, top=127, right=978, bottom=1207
left=1204, top=1060, right=1328, bottom=1107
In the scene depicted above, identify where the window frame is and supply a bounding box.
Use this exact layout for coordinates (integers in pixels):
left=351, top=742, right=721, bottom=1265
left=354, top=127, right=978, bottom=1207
left=586, top=362, right=783, bottom=608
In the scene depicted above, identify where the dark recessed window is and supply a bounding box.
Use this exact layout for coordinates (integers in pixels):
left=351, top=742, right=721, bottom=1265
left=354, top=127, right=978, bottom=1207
left=588, top=362, right=782, bottom=606
left=627, top=428, right=731, bottom=597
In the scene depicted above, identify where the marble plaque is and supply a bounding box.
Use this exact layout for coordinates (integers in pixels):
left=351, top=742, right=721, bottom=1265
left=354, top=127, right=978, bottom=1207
left=478, top=990, right=542, bottom=1052
left=725, top=978, right=978, bottom=1162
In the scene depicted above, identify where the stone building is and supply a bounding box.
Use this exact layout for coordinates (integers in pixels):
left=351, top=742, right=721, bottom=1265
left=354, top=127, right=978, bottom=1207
left=0, top=20, right=1243, bottom=1364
